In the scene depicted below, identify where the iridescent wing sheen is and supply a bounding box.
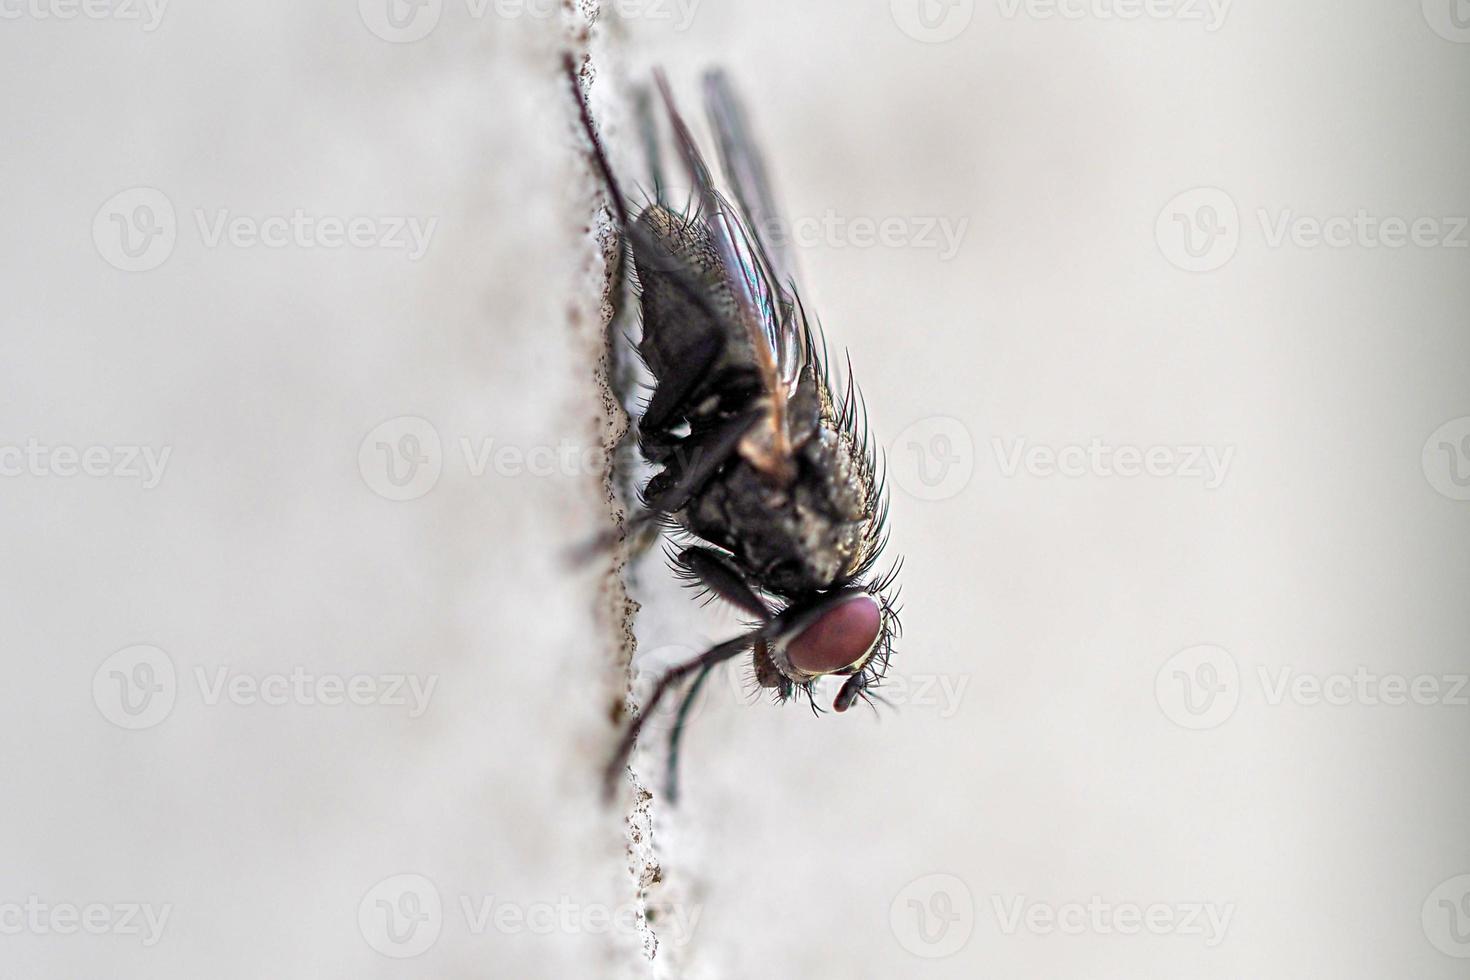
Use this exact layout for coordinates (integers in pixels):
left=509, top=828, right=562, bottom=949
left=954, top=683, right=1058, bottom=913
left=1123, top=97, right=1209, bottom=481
left=654, top=70, right=795, bottom=479
left=698, top=75, right=891, bottom=591
left=702, top=70, right=811, bottom=390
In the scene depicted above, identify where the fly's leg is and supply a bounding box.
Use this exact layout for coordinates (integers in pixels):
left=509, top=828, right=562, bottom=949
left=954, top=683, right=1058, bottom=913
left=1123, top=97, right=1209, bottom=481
left=659, top=548, right=772, bottom=802
left=641, top=406, right=763, bottom=512
left=564, top=54, right=720, bottom=563
left=567, top=406, right=761, bottom=562
left=565, top=54, right=645, bottom=509
left=604, top=633, right=754, bottom=799
left=564, top=53, right=631, bottom=226
left=564, top=53, right=663, bottom=564
left=671, top=546, right=771, bottom=619
left=608, top=592, right=854, bottom=801
left=663, top=659, right=714, bottom=803
left=584, top=380, right=758, bottom=562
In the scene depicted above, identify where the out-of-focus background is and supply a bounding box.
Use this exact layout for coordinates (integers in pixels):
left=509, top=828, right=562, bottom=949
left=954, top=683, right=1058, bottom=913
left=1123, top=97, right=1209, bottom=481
left=2, top=1, right=1467, bottom=977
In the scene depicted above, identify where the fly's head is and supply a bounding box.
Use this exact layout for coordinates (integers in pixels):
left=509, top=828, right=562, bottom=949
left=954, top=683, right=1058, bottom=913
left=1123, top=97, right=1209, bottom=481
left=756, top=351, right=905, bottom=714
left=765, top=567, right=903, bottom=713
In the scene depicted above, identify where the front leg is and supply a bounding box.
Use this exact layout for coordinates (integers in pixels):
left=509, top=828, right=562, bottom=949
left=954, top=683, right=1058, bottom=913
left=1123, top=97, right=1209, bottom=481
left=659, top=547, right=773, bottom=802
left=670, top=545, right=771, bottom=619
left=604, top=632, right=754, bottom=800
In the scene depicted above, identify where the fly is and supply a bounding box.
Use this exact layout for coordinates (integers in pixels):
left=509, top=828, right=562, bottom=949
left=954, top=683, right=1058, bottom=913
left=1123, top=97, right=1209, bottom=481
left=564, top=55, right=904, bottom=801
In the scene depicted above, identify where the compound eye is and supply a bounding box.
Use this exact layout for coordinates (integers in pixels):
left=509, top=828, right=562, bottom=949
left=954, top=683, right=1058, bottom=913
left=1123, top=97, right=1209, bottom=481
left=785, top=594, right=882, bottom=677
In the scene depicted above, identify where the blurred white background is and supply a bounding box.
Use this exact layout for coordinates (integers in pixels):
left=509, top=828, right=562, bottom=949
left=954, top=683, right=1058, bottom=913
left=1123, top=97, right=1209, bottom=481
left=1, top=1, right=1467, bottom=978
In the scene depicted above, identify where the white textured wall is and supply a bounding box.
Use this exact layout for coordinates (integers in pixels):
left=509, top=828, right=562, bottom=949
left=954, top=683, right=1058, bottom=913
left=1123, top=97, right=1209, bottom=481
left=3, top=2, right=1468, bottom=979
left=2, top=3, right=648, bottom=977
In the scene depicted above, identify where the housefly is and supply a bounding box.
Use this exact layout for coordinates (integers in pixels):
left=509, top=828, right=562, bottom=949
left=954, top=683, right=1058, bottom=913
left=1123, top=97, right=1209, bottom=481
left=564, top=56, right=903, bottom=801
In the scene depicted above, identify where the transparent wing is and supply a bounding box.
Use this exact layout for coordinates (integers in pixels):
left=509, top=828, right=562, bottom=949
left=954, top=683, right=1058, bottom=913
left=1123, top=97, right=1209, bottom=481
left=654, top=70, right=795, bottom=480
left=702, top=70, right=809, bottom=388
left=658, top=69, right=793, bottom=405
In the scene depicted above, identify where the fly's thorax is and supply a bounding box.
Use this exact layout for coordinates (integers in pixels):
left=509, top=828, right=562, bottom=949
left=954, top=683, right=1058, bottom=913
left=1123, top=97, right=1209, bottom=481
left=683, top=414, right=874, bottom=595
left=632, top=204, right=762, bottom=407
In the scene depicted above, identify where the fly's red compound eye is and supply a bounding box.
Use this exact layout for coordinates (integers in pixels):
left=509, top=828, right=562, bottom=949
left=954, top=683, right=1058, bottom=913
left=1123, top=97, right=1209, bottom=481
left=785, top=594, right=882, bottom=678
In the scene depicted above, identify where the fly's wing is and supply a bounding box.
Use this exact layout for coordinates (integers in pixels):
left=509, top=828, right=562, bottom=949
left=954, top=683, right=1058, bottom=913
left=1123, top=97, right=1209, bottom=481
left=654, top=70, right=794, bottom=482
left=703, top=70, right=810, bottom=390
left=703, top=72, right=890, bottom=583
